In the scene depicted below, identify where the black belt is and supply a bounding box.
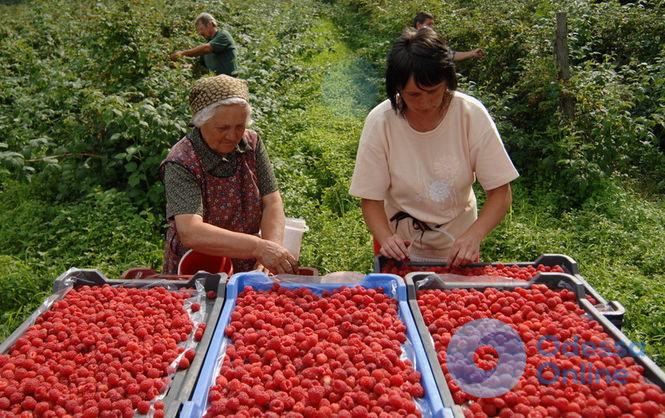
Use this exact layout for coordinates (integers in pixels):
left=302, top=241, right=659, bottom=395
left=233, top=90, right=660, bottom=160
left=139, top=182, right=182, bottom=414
left=389, top=211, right=443, bottom=246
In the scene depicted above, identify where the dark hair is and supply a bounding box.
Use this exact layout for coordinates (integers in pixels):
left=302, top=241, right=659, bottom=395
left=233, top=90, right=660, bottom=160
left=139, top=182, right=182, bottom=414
left=386, top=27, right=457, bottom=115
left=413, top=12, right=433, bottom=28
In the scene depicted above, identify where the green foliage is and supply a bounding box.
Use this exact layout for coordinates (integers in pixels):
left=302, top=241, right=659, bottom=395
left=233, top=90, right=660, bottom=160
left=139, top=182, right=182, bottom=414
left=1, top=0, right=664, bottom=368
left=0, top=256, right=50, bottom=341
left=0, top=180, right=163, bottom=277
left=1, top=0, right=196, bottom=207
left=0, top=256, right=49, bottom=313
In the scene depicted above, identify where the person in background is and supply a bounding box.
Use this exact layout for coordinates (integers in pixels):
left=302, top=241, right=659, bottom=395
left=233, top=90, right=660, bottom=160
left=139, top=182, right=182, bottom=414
left=413, top=12, right=485, bottom=62
left=170, top=12, right=238, bottom=76
left=350, top=27, right=518, bottom=267
left=161, top=74, right=296, bottom=274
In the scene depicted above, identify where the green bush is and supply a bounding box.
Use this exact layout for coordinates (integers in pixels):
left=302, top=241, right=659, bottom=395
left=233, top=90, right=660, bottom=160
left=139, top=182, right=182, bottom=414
left=0, top=256, right=49, bottom=313
left=0, top=180, right=163, bottom=277
left=0, top=256, right=51, bottom=341
left=329, top=0, right=665, bottom=206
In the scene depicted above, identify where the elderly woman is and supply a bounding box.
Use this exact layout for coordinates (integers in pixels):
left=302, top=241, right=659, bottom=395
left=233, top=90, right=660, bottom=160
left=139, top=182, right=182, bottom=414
left=350, top=27, right=519, bottom=267
left=161, top=75, right=296, bottom=274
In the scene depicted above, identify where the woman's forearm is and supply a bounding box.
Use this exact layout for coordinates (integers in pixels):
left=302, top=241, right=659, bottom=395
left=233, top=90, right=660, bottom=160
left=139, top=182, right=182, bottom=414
left=448, top=183, right=512, bottom=266
left=361, top=199, right=393, bottom=243
left=175, top=214, right=262, bottom=259
left=260, top=192, right=285, bottom=244
left=465, top=183, right=513, bottom=240
left=362, top=198, right=411, bottom=260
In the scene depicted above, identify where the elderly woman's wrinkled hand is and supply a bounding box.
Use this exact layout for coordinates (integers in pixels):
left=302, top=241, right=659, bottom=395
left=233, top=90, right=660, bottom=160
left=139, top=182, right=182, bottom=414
left=252, top=262, right=270, bottom=274
left=254, top=239, right=297, bottom=274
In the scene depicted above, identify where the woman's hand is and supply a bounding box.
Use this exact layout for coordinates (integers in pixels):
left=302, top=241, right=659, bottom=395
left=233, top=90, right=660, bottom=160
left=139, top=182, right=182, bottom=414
left=472, top=48, right=485, bottom=59
left=360, top=199, right=411, bottom=261
left=448, top=231, right=481, bottom=267
left=379, top=235, right=411, bottom=261
left=448, top=184, right=513, bottom=267
left=253, top=262, right=270, bottom=275
left=254, top=239, right=297, bottom=274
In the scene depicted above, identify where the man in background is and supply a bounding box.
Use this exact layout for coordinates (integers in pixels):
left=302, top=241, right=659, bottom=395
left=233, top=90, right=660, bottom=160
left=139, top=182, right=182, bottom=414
left=170, top=13, right=238, bottom=76
left=413, top=12, right=485, bottom=62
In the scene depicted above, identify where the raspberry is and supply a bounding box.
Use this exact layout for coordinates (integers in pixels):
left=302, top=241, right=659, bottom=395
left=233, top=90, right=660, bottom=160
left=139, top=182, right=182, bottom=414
left=178, top=357, right=190, bottom=370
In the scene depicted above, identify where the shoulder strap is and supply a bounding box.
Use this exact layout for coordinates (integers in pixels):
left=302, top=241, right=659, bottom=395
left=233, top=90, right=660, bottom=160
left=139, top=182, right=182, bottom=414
left=243, top=129, right=259, bottom=151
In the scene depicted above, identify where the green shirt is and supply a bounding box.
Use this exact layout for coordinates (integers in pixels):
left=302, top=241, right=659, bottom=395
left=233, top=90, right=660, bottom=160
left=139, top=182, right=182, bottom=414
left=163, top=128, right=278, bottom=219
left=200, top=29, right=237, bottom=76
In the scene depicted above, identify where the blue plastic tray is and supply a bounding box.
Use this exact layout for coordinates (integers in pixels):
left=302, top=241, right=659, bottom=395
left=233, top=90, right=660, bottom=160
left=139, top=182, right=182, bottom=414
left=180, top=272, right=451, bottom=418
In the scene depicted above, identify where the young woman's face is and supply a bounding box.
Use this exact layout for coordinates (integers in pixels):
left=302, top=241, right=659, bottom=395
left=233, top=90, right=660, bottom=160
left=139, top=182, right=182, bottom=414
left=200, top=104, right=249, bottom=154
left=400, top=77, right=447, bottom=116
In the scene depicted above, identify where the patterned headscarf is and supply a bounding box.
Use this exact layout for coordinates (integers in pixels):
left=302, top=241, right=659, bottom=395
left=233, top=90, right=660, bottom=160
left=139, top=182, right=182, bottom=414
left=189, top=75, right=250, bottom=115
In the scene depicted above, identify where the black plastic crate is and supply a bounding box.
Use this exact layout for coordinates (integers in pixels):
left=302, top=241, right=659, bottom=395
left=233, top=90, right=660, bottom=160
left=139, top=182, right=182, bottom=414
left=405, top=272, right=665, bottom=417
left=376, top=253, right=625, bottom=329
left=0, top=268, right=227, bottom=418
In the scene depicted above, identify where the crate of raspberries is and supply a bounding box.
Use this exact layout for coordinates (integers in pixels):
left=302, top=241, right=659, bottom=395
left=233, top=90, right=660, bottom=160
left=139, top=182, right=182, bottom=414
left=378, top=254, right=625, bottom=329
left=180, top=272, right=454, bottom=418
left=0, top=268, right=226, bottom=418
left=404, top=271, right=665, bottom=417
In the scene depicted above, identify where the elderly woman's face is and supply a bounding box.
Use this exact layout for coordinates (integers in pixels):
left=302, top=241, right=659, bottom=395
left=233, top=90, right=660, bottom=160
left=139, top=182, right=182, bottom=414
left=196, top=22, right=217, bottom=40
left=200, top=104, right=249, bottom=154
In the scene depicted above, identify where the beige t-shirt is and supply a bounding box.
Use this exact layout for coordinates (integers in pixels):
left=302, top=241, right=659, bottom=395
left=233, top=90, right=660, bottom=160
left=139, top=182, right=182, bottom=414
left=349, top=92, right=519, bottom=259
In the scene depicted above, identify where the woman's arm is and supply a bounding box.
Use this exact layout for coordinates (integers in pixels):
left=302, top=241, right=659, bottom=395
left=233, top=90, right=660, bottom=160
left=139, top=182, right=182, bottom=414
left=175, top=214, right=261, bottom=257
left=175, top=214, right=296, bottom=273
left=452, top=48, right=485, bottom=61
left=259, top=191, right=285, bottom=244
left=448, top=183, right=512, bottom=266
left=361, top=199, right=410, bottom=260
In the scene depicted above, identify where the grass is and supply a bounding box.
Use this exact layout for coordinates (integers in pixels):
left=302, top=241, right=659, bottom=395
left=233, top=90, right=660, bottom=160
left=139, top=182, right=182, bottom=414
left=255, top=17, right=378, bottom=274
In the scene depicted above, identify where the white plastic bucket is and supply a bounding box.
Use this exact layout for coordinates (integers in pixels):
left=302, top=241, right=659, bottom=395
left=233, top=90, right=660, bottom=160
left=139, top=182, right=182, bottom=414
left=283, top=217, right=309, bottom=260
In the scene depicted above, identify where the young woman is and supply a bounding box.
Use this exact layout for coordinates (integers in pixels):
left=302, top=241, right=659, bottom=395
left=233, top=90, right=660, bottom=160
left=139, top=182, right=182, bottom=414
left=350, top=27, right=518, bottom=266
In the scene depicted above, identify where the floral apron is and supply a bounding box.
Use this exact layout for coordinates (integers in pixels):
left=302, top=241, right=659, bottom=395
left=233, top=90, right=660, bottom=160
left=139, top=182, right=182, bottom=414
left=160, top=130, right=262, bottom=274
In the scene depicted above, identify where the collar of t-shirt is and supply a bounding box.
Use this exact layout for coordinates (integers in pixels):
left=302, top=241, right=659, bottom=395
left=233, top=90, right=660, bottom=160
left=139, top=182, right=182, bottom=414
left=190, top=127, right=250, bottom=175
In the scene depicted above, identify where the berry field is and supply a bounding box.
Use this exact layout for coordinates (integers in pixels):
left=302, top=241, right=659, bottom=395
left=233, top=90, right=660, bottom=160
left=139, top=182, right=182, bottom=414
left=1, top=0, right=664, bottom=415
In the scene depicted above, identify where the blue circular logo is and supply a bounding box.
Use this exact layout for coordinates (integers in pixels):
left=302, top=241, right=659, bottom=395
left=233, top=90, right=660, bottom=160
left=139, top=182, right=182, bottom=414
left=447, top=318, right=526, bottom=398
